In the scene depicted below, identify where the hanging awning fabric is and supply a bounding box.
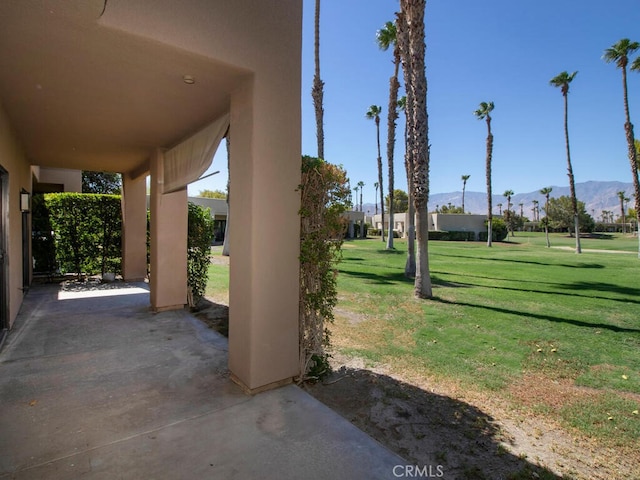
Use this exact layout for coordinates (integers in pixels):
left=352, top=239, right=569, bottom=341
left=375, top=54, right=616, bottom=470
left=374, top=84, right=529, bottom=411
left=162, top=112, right=230, bottom=194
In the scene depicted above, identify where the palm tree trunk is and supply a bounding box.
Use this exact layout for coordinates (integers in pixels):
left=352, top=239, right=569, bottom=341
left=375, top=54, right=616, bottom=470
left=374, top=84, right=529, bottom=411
left=398, top=0, right=431, bottom=298
left=564, top=92, right=581, bottom=253
left=462, top=182, right=466, bottom=214
left=544, top=195, right=551, bottom=248
left=386, top=61, right=400, bottom=250
left=312, top=0, right=324, bottom=160
left=404, top=115, right=416, bottom=278
left=486, top=129, right=493, bottom=247
left=405, top=165, right=416, bottom=278
left=376, top=120, right=385, bottom=242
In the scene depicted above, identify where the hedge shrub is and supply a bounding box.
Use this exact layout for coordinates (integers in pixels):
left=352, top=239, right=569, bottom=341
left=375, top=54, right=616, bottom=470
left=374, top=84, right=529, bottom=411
left=44, top=193, right=122, bottom=277
left=478, top=218, right=508, bottom=242
left=187, top=202, right=215, bottom=307
left=429, top=230, right=476, bottom=241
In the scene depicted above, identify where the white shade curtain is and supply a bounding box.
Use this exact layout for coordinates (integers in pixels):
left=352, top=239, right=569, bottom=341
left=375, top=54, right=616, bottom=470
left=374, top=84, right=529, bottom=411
left=162, top=112, right=230, bottom=194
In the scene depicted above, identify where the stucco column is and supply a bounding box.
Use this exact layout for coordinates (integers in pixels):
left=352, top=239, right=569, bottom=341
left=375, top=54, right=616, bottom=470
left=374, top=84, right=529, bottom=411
left=121, top=172, right=148, bottom=281
left=149, top=149, right=187, bottom=311
left=228, top=77, right=301, bottom=394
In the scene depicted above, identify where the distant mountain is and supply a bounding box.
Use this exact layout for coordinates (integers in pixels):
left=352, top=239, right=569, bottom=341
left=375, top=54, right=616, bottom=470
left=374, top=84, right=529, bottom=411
left=361, top=181, right=635, bottom=221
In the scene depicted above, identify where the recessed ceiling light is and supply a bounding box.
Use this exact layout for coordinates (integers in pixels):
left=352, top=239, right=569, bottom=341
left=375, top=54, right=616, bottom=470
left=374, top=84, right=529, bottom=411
left=183, top=75, right=195, bottom=84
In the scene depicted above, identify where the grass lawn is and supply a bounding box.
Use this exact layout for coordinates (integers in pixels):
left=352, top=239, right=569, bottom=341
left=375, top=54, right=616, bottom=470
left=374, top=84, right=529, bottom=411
left=335, top=233, right=640, bottom=445
left=207, top=233, right=640, bottom=446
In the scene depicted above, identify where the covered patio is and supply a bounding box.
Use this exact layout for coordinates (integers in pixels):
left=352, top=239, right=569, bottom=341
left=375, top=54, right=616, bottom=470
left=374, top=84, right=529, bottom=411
left=0, top=0, right=302, bottom=392
left=0, top=282, right=403, bottom=478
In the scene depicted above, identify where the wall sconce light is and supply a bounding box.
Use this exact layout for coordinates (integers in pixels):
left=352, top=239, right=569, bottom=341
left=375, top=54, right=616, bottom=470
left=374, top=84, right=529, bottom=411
left=20, top=190, right=30, bottom=213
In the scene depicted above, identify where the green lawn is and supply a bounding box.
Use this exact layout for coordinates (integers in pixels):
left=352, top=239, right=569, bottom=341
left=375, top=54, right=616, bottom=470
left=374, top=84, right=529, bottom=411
left=336, top=235, right=640, bottom=444
left=207, top=234, right=640, bottom=444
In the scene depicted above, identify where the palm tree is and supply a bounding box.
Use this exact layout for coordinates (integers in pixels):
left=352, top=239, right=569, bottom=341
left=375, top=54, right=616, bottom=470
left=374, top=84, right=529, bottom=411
left=357, top=181, right=365, bottom=212
left=353, top=184, right=359, bottom=211
left=540, top=187, right=553, bottom=247
left=377, top=20, right=401, bottom=250
left=366, top=105, right=385, bottom=241
left=503, top=190, right=514, bottom=239
left=474, top=102, right=495, bottom=247
left=497, top=203, right=502, bottom=215
left=461, top=175, right=470, bottom=213
left=603, top=39, right=640, bottom=257
left=550, top=71, right=581, bottom=253
left=532, top=199, right=539, bottom=222
left=374, top=181, right=379, bottom=214
left=312, top=0, right=325, bottom=159
left=397, top=0, right=432, bottom=298
left=618, top=190, right=629, bottom=233
left=398, top=95, right=416, bottom=278
left=519, top=203, right=524, bottom=220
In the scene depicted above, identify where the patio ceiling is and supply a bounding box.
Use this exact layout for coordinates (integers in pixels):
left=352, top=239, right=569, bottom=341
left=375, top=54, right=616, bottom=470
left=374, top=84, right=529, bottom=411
left=0, top=0, right=247, bottom=176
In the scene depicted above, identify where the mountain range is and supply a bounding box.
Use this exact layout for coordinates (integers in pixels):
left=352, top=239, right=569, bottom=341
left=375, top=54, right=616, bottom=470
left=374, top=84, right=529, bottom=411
left=361, top=181, right=635, bottom=221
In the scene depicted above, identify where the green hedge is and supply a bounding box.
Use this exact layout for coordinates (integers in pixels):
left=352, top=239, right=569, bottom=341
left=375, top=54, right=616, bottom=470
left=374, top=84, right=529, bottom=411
left=429, top=231, right=476, bottom=241
left=477, top=218, right=508, bottom=242
left=44, top=193, right=122, bottom=276
left=187, top=202, right=215, bottom=307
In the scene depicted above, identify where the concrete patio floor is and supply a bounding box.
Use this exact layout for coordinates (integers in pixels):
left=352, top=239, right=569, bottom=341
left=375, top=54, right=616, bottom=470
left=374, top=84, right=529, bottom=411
left=0, top=282, right=404, bottom=479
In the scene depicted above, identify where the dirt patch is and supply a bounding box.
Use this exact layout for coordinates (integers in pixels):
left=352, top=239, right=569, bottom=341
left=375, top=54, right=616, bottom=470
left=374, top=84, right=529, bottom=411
left=194, top=300, right=640, bottom=480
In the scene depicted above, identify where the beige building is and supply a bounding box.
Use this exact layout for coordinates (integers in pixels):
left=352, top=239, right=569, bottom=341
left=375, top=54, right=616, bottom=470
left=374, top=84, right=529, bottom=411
left=371, top=213, right=486, bottom=239
left=0, top=0, right=302, bottom=393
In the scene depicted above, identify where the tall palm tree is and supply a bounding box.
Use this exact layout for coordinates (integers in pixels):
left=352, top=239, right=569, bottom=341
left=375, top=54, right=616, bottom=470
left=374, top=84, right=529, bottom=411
left=312, top=0, right=325, bottom=159
left=617, top=190, right=629, bottom=233
left=397, top=0, right=432, bottom=298
left=366, top=105, right=385, bottom=241
left=398, top=95, right=416, bottom=278
left=503, top=189, right=514, bottom=239
left=497, top=203, right=502, bottom=215
left=532, top=199, right=539, bottom=221
left=519, top=203, right=524, bottom=219
left=377, top=20, right=401, bottom=250
left=461, top=175, right=470, bottom=213
left=603, top=39, right=640, bottom=257
left=550, top=71, right=581, bottom=253
left=540, top=187, right=553, bottom=247
left=374, top=181, right=379, bottom=214
left=353, top=184, right=359, bottom=212
left=474, top=102, right=495, bottom=247
left=357, top=181, right=365, bottom=212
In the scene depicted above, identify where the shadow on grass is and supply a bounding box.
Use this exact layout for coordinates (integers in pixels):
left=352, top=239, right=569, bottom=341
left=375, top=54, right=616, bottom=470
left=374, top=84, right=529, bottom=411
left=305, top=366, right=564, bottom=480
left=432, top=273, right=640, bottom=307
left=435, top=252, right=604, bottom=269
left=560, top=280, right=640, bottom=298
left=433, top=297, right=640, bottom=334
left=339, top=267, right=415, bottom=285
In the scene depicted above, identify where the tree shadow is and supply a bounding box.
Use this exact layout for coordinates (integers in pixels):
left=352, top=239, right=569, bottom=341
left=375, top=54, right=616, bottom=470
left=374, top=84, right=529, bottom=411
left=339, top=267, right=415, bottom=285
left=433, top=297, right=640, bottom=334
left=191, top=297, right=229, bottom=337
left=560, top=280, right=640, bottom=298
left=305, top=366, right=565, bottom=479
left=431, top=273, right=640, bottom=307
left=434, top=252, right=604, bottom=269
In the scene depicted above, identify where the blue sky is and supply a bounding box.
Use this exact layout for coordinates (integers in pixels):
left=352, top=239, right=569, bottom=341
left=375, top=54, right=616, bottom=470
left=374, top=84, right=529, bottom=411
left=190, top=0, right=640, bottom=205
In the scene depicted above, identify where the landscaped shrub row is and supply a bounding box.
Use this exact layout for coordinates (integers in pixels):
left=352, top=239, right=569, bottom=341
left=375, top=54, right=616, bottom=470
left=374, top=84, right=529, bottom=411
left=428, top=230, right=476, bottom=241
left=44, top=193, right=122, bottom=276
